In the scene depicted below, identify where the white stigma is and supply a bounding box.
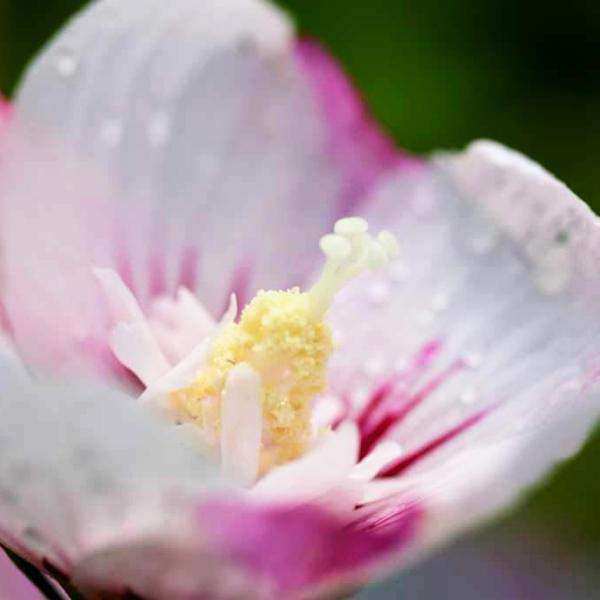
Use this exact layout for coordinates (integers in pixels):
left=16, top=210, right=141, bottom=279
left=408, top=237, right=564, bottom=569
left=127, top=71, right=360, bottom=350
left=308, top=217, right=399, bottom=318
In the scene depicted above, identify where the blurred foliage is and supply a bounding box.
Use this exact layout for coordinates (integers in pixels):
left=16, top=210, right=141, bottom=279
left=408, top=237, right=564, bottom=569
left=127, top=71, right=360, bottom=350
left=1, top=0, right=600, bottom=551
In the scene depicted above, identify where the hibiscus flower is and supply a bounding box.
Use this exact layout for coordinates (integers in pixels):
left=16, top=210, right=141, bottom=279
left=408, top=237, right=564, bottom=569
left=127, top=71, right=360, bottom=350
left=1, top=1, right=599, bottom=598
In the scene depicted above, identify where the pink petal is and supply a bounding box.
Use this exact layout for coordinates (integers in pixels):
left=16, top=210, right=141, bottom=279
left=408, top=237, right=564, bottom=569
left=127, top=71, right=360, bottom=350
left=324, top=141, right=600, bottom=557
left=3, top=0, right=411, bottom=377
left=195, top=498, right=422, bottom=598
left=71, top=496, right=420, bottom=600
left=0, top=551, right=42, bottom=600
left=295, top=39, right=422, bottom=214
left=0, top=96, right=11, bottom=129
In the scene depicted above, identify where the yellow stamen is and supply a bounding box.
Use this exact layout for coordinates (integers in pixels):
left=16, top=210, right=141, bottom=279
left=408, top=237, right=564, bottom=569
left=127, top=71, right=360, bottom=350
left=171, top=218, right=398, bottom=473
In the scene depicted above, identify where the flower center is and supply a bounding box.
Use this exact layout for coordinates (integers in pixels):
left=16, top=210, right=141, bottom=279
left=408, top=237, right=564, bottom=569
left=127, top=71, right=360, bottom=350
left=170, top=218, right=398, bottom=473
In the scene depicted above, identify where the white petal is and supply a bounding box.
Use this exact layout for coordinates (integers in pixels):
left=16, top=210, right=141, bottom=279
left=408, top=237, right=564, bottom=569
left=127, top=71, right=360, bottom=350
left=139, top=294, right=237, bottom=418
left=350, top=441, right=403, bottom=482
left=220, top=364, right=262, bottom=487
left=149, top=287, right=217, bottom=363
left=3, top=0, right=407, bottom=378
left=0, top=371, right=222, bottom=570
left=95, top=268, right=170, bottom=385
left=5, top=0, right=340, bottom=367
left=324, top=141, right=600, bottom=553
left=251, top=422, right=359, bottom=502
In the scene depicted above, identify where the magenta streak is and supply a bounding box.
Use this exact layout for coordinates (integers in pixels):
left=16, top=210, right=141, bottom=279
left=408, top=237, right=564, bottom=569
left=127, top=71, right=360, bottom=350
left=359, top=359, right=463, bottom=459
left=148, top=250, right=167, bottom=298
left=224, top=257, right=254, bottom=313
left=377, top=409, right=489, bottom=478
left=356, top=340, right=444, bottom=435
left=356, top=378, right=397, bottom=433
left=178, top=245, right=200, bottom=292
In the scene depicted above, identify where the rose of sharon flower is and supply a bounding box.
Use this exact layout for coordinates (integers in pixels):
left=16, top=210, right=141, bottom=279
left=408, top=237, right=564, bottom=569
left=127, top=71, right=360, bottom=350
left=1, top=0, right=600, bottom=599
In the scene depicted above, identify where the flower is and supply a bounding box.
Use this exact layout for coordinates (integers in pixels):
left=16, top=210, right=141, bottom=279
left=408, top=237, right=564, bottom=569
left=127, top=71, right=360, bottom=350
left=1, top=0, right=600, bottom=598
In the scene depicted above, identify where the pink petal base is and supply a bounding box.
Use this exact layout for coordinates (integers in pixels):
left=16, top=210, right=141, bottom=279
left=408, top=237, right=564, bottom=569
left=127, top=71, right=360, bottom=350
left=199, top=498, right=422, bottom=597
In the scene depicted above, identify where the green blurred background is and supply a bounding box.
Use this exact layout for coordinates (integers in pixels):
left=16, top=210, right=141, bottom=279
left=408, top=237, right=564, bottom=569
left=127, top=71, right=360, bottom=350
left=1, top=0, right=600, bottom=596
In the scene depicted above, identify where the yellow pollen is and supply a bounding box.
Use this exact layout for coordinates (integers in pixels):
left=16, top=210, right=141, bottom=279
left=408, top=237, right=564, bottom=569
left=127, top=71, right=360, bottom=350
left=170, top=218, right=399, bottom=474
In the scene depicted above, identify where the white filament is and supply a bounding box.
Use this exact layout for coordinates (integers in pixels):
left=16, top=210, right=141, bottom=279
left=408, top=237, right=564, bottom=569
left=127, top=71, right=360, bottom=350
left=308, top=217, right=400, bottom=318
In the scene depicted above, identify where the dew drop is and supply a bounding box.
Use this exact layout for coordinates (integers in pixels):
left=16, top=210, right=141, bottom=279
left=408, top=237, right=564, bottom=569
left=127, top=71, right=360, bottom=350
left=332, top=329, right=345, bottom=347
left=364, top=356, right=386, bottom=378
left=237, top=36, right=257, bottom=54
left=390, top=260, right=410, bottom=283
left=560, top=378, right=583, bottom=394
left=394, top=357, right=408, bottom=372
left=55, top=48, right=79, bottom=78
left=459, top=388, right=478, bottom=405
left=531, top=247, right=571, bottom=295
left=368, top=282, right=391, bottom=305
left=431, top=292, right=449, bottom=312
left=22, top=526, right=44, bottom=545
left=353, top=385, right=371, bottom=405
left=467, top=216, right=500, bottom=255
left=416, top=309, right=434, bottom=326
left=99, top=118, right=123, bottom=148
left=463, top=352, right=483, bottom=369
left=147, top=111, right=171, bottom=148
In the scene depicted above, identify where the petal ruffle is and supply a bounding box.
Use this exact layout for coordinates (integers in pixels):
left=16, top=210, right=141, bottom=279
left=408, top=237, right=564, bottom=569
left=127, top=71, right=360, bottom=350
left=3, top=0, right=408, bottom=376
left=324, top=140, right=600, bottom=557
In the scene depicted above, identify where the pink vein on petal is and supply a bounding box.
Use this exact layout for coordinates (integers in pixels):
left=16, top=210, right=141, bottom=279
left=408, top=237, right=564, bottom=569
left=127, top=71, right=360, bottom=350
left=377, top=408, right=490, bottom=478
left=224, top=255, right=254, bottom=313
left=148, top=248, right=168, bottom=298
left=295, top=39, right=423, bottom=215
left=356, top=340, right=444, bottom=435
left=359, top=357, right=463, bottom=459
left=178, top=245, right=200, bottom=293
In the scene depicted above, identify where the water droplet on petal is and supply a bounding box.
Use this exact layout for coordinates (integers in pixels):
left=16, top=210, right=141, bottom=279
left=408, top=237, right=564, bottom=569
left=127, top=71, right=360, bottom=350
left=332, top=329, right=345, bottom=346
left=394, top=357, right=408, bottom=372
left=147, top=111, right=171, bottom=148
left=390, top=260, right=410, bottom=283
left=364, top=356, right=386, bottom=378
left=416, top=309, right=434, bottom=326
left=237, top=36, right=257, bottom=54
left=431, top=292, right=449, bottom=312
left=55, top=48, right=79, bottom=78
left=467, top=215, right=500, bottom=255
left=368, top=282, right=391, bottom=305
left=459, top=388, right=478, bottom=405
left=354, top=385, right=370, bottom=405
left=463, top=352, right=483, bottom=369
left=99, top=118, right=123, bottom=148
left=531, top=246, right=571, bottom=295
